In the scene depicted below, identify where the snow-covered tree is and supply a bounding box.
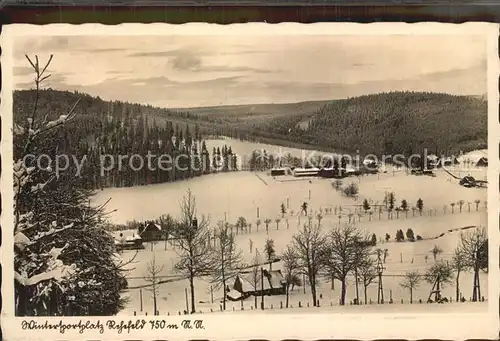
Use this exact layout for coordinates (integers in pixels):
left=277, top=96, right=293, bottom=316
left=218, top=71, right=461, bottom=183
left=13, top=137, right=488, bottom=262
left=456, top=227, right=488, bottom=302
left=14, top=55, right=129, bottom=316
left=322, top=224, right=371, bottom=306
left=173, top=189, right=212, bottom=313
left=292, top=223, right=325, bottom=307
left=209, top=221, right=243, bottom=310
left=264, top=238, right=276, bottom=270
left=144, top=253, right=165, bottom=315
left=280, top=246, right=299, bottom=308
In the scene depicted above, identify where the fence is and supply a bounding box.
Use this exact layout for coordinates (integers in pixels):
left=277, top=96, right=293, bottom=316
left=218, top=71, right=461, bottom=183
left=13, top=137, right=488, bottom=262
left=130, top=294, right=488, bottom=316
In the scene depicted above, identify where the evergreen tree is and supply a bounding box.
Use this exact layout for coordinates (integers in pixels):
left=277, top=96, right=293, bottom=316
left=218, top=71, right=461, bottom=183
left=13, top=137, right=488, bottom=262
left=416, top=198, right=424, bottom=215
left=406, top=228, right=415, bottom=242
left=395, top=230, right=405, bottom=242
left=14, top=55, right=128, bottom=316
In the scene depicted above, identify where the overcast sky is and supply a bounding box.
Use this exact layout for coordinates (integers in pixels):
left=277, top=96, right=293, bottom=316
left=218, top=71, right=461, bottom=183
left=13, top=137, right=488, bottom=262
left=13, top=35, right=486, bottom=108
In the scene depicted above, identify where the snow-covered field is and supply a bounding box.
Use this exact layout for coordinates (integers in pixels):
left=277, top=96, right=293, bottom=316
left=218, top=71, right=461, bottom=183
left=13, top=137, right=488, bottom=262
left=93, top=141, right=488, bottom=316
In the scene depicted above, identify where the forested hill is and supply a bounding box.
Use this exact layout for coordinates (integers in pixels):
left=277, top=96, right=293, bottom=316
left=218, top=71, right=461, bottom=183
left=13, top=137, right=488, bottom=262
left=14, top=89, right=488, bottom=161
left=13, top=89, right=239, bottom=190
left=256, top=92, right=487, bottom=155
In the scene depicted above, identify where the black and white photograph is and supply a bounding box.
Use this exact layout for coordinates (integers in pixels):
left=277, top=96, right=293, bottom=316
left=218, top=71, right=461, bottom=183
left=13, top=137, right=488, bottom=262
left=2, top=23, right=499, bottom=340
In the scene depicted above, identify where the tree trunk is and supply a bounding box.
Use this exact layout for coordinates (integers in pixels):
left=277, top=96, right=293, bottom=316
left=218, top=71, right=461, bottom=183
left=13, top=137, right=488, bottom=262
left=286, top=285, right=290, bottom=308
left=222, top=276, right=227, bottom=310
left=153, top=290, right=158, bottom=315
left=364, top=285, right=368, bottom=304
left=410, top=288, right=413, bottom=304
left=254, top=292, right=258, bottom=309
left=331, top=275, right=335, bottom=290
left=189, top=275, right=196, bottom=313
left=477, top=270, right=481, bottom=301
left=340, top=279, right=347, bottom=305
left=354, top=268, right=359, bottom=304
left=310, top=276, right=317, bottom=307
left=455, top=272, right=460, bottom=302
left=473, top=267, right=480, bottom=302
left=436, top=276, right=441, bottom=301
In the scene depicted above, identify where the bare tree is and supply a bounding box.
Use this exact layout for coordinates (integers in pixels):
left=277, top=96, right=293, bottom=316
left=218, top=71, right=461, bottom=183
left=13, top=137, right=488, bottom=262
left=235, top=216, right=247, bottom=235
left=457, top=200, right=465, bottom=213
left=456, top=227, right=488, bottom=301
left=248, top=253, right=262, bottom=309
left=425, top=261, right=454, bottom=302
left=451, top=248, right=467, bottom=302
left=158, top=213, right=175, bottom=250
left=173, top=189, right=212, bottom=313
left=275, top=218, right=281, bottom=230
left=316, top=213, right=323, bottom=226
left=291, top=223, right=326, bottom=307
left=264, top=218, right=271, bottom=233
left=431, top=245, right=443, bottom=262
left=474, top=199, right=481, bottom=211
left=399, top=270, right=421, bottom=303
left=323, top=224, right=370, bottom=305
left=359, top=258, right=377, bottom=304
left=209, top=221, right=244, bottom=310
left=145, top=253, right=165, bottom=315
left=264, top=238, right=276, bottom=270
left=281, top=246, right=300, bottom=308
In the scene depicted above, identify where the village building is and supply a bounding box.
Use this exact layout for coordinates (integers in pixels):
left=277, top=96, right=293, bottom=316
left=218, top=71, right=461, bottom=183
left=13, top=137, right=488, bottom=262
left=228, top=269, right=286, bottom=301
left=318, top=167, right=337, bottom=178
left=292, top=167, right=320, bottom=177
left=426, top=154, right=440, bottom=168
left=270, top=168, right=287, bottom=176
left=456, top=150, right=488, bottom=167
left=138, top=221, right=166, bottom=242
left=113, top=230, right=144, bottom=251
left=476, top=157, right=488, bottom=167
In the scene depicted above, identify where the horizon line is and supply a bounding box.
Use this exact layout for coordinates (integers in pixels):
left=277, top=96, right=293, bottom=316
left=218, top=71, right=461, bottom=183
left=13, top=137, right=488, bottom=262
left=13, top=86, right=488, bottom=111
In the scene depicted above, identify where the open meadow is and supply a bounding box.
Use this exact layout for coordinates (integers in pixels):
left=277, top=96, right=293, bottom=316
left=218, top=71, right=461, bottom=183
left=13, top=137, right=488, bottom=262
left=93, top=142, right=488, bottom=316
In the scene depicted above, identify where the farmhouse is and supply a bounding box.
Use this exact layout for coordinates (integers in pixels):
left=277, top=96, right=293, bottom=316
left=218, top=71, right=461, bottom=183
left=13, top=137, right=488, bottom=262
left=457, top=151, right=488, bottom=167
left=476, top=157, right=488, bottom=167
left=318, top=167, right=338, bottom=178
left=139, top=221, right=166, bottom=242
left=362, top=157, right=378, bottom=168
left=426, top=154, right=439, bottom=168
left=113, top=230, right=144, bottom=251
left=229, top=269, right=286, bottom=300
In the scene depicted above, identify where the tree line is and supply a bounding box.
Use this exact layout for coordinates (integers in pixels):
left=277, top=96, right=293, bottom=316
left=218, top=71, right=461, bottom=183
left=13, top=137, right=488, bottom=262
left=14, top=90, right=239, bottom=190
